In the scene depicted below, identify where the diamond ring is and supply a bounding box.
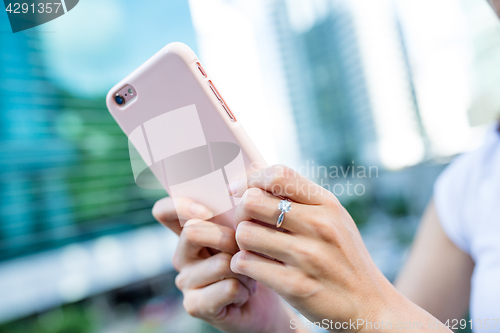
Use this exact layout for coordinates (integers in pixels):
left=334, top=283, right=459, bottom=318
left=277, top=199, right=291, bottom=228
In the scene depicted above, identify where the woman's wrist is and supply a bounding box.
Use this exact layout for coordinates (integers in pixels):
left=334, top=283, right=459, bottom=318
left=268, top=299, right=311, bottom=333
left=363, top=286, right=452, bottom=333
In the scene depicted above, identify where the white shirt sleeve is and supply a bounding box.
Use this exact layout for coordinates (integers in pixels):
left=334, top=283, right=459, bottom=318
left=433, top=153, right=473, bottom=255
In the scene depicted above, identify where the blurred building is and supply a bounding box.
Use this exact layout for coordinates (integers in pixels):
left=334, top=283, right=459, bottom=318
left=395, top=0, right=488, bottom=157
left=0, top=24, right=165, bottom=324
left=272, top=0, right=428, bottom=170
left=272, top=0, right=377, bottom=168
left=0, top=23, right=161, bottom=261
left=0, top=25, right=76, bottom=259
left=0, top=1, right=198, bottom=326
left=461, top=0, right=500, bottom=126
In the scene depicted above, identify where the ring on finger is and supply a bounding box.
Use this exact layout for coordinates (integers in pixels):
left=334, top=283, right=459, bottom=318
left=276, top=199, right=292, bottom=228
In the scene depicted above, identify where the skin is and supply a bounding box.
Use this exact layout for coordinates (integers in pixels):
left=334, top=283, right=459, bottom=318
left=153, top=165, right=460, bottom=333
left=488, top=0, right=500, bottom=17
left=153, top=196, right=307, bottom=333
left=151, top=3, right=500, bottom=329
left=395, top=202, right=474, bottom=323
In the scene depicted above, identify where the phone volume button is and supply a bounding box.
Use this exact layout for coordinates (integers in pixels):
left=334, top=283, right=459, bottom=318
left=208, top=80, right=236, bottom=122
left=222, top=103, right=237, bottom=122
left=208, top=81, right=222, bottom=102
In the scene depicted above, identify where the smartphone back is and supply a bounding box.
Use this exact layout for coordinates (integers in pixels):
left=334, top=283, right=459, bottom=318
left=106, top=43, right=266, bottom=227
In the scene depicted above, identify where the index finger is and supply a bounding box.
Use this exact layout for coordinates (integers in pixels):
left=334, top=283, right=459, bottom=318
left=176, top=219, right=239, bottom=266
left=229, top=164, right=335, bottom=205
left=152, top=197, right=214, bottom=236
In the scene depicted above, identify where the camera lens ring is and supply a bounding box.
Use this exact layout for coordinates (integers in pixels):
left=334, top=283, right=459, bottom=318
left=115, top=94, right=125, bottom=106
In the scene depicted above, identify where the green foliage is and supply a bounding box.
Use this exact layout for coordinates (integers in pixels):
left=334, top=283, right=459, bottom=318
left=343, top=195, right=373, bottom=228
left=382, top=194, right=410, bottom=218
left=0, top=304, right=96, bottom=333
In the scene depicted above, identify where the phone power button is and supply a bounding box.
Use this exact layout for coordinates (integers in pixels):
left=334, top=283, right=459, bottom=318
left=196, top=62, right=207, bottom=78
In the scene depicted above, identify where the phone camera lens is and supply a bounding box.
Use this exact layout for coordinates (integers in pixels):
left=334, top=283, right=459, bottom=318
left=115, top=94, right=125, bottom=105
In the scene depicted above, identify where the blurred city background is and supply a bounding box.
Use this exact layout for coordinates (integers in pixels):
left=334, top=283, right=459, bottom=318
left=1, top=0, right=500, bottom=332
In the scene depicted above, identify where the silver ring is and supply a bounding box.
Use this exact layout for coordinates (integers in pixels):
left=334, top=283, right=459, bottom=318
left=277, top=200, right=291, bottom=228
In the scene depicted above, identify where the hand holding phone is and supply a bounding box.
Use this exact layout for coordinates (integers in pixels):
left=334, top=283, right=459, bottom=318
left=152, top=196, right=305, bottom=333
left=106, top=42, right=266, bottom=227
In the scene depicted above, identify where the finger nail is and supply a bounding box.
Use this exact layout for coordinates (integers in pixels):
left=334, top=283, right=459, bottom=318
left=233, top=286, right=249, bottom=306
left=228, top=181, right=238, bottom=196
left=190, top=203, right=213, bottom=220
left=251, top=282, right=257, bottom=295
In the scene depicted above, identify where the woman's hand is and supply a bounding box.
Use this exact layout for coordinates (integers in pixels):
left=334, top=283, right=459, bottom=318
left=153, top=197, right=307, bottom=333
left=229, top=165, right=452, bottom=333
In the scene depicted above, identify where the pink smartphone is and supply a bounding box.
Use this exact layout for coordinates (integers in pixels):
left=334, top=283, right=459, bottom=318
left=106, top=42, right=266, bottom=227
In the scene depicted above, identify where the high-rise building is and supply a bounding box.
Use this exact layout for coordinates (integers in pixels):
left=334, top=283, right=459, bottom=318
left=0, top=2, right=198, bottom=322
left=395, top=0, right=485, bottom=157
left=0, top=25, right=75, bottom=256
left=351, top=0, right=425, bottom=169
left=460, top=0, right=500, bottom=127
left=273, top=0, right=424, bottom=170
left=273, top=0, right=377, bottom=168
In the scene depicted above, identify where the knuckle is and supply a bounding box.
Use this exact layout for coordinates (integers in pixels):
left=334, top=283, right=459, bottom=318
left=172, top=197, right=192, bottom=219
left=182, top=223, right=201, bottom=244
left=325, top=190, right=341, bottom=204
left=271, top=164, right=293, bottom=175
left=278, top=164, right=296, bottom=178
left=241, top=188, right=264, bottom=215
left=212, top=253, right=231, bottom=277
left=270, top=174, right=287, bottom=189
left=174, top=272, right=186, bottom=290
left=293, top=243, right=316, bottom=262
left=151, top=198, right=169, bottom=222
left=327, top=198, right=342, bottom=212
left=292, top=241, right=329, bottom=274
left=183, top=295, right=200, bottom=318
left=307, top=210, right=338, bottom=237
left=308, top=214, right=329, bottom=231
left=235, top=222, right=252, bottom=249
left=270, top=165, right=295, bottom=190
left=293, top=242, right=326, bottom=272
left=282, top=273, right=318, bottom=298
left=151, top=202, right=161, bottom=221
left=218, top=228, right=236, bottom=252
left=312, top=213, right=341, bottom=242
left=321, top=223, right=340, bottom=243
left=172, top=251, right=182, bottom=272
left=223, top=279, right=240, bottom=299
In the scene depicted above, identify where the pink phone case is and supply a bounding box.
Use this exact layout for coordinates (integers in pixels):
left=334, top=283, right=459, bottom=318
left=106, top=42, right=266, bottom=228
